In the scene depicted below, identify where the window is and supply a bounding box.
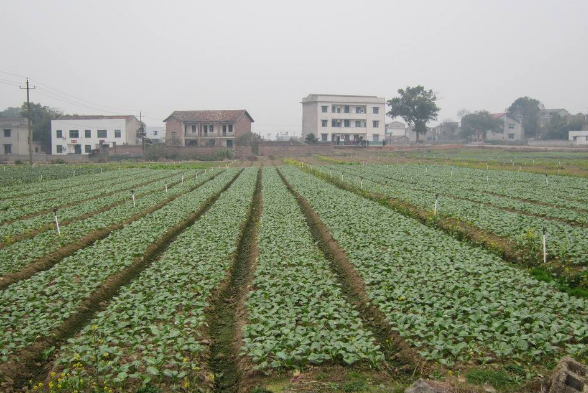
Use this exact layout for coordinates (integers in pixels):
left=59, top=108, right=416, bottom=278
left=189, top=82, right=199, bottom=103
left=373, top=134, right=379, bottom=142
left=355, top=120, right=361, bottom=127
left=373, top=107, right=379, bottom=114
left=56, top=145, right=63, bottom=153
left=332, top=119, right=341, bottom=128
left=508, top=124, right=515, bottom=130
left=85, top=145, right=92, bottom=153
left=208, top=124, right=214, bottom=132
left=153, top=131, right=158, bottom=136
left=228, top=125, right=233, bottom=132
left=85, top=130, right=91, bottom=138
left=373, top=121, right=379, bottom=128
left=35, top=147, right=39, bottom=153
left=3, top=129, right=10, bottom=138
left=332, top=106, right=341, bottom=113
left=344, top=105, right=350, bottom=113
left=115, top=130, right=121, bottom=138
left=192, top=125, right=196, bottom=132
left=344, top=119, right=350, bottom=128
left=321, top=120, right=328, bottom=127
left=69, top=130, right=79, bottom=138
left=226, top=139, right=233, bottom=148
left=321, top=106, right=328, bottom=113
left=223, top=125, right=227, bottom=134
left=97, top=130, right=107, bottom=138
left=321, top=133, right=328, bottom=142
left=56, top=130, right=63, bottom=138
left=3, top=144, right=11, bottom=154
left=355, top=106, right=365, bottom=114
left=508, top=133, right=515, bottom=139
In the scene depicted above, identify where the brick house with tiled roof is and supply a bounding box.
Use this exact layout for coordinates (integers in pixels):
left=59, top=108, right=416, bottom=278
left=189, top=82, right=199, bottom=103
left=163, top=110, right=254, bottom=148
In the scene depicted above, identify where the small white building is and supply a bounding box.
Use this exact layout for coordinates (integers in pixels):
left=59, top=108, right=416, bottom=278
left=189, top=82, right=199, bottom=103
left=486, top=113, right=524, bottom=141
left=569, top=131, right=588, bottom=145
left=145, top=126, right=164, bottom=143
left=385, top=121, right=406, bottom=137
left=51, top=115, right=142, bottom=155
left=301, top=94, right=386, bottom=144
left=0, top=117, right=44, bottom=156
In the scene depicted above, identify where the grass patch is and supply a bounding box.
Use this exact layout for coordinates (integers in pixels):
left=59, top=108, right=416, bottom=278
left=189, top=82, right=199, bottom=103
left=466, top=369, right=513, bottom=390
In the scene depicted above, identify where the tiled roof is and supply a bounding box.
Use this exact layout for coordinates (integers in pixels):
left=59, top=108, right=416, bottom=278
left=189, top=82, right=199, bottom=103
left=163, top=110, right=254, bottom=123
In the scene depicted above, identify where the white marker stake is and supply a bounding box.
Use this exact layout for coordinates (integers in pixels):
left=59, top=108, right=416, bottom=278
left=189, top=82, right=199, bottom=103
left=73, top=170, right=76, bottom=177
left=486, top=174, right=489, bottom=183
left=181, top=175, right=184, bottom=185
left=545, top=175, right=549, bottom=185
left=341, top=174, right=343, bottom=182
left=542, top=227, right=547, bottom=263
left=53, top=209, right=61, bottom=236
left=131, top=190, right=136, bottom=207
left=165, top=184, right=168, bottom=193
left=100, top=168, right=103, bottom=173
left=360, top=178, right=363, bottom=190
left=434, top=194, right=439, bottom=215
left=450, top=169, right=453, bottom=177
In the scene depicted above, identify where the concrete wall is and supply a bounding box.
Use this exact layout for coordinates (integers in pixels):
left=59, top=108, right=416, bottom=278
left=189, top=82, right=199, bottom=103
left=257, top=143, right=334, bottom=156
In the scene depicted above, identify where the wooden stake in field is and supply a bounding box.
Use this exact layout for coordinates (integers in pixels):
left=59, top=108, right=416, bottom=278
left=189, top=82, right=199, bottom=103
left=165, top=184, right=168, bottom=193
left=542, top=227, right=547, bottom=263
left=131, top=190, right=136, bottom=207
left=181, top=175, right=184, bottom=185
left=545, top=175, right=549, bottom=185
left=434, top=193, right=439, bottom=215
left=53, top=208, right=61, bottom=236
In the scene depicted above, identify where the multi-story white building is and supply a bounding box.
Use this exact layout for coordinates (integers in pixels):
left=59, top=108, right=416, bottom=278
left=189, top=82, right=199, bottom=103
left=51, top=115, right=142, bottom=155
left=145, top=126, right=165, bottom=143
left=1, top=117, right=43, bottom=156
left=301, top=94, right=386, bottom=144
left=486, top=113, right=525, bottom=141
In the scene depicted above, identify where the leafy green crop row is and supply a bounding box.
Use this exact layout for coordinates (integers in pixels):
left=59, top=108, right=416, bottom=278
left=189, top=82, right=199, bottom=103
left=0, top=167, right=136, bottom=200
left=319, top=165, right=588, bottom=266
left=0, top=165, right=117, bottom=187
left=0, top=170, right=183, bottom=236
left=43, top=168, right=258, bottom=392
left=0, top=168, right=237, bottom=363
left=281, top=166, right=588, bottom=366
left=0, top=170, right=216, bottom=277
left=241, top=168, right=382, bottom=370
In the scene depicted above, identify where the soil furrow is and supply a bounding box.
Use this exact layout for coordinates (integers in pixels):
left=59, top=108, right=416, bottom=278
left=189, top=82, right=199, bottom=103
left=277, top=168, right=429, bottom=377
left=0, top=169, right=243, bottom=390
left=208, top=168, right=262, bottom=393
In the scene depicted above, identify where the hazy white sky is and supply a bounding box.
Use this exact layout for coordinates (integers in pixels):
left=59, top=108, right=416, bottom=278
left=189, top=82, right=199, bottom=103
left=1, top=0, right=587, bottom=138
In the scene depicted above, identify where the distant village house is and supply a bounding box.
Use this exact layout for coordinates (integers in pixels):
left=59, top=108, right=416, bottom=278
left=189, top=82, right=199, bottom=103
left=163, top=110, right=254, bottom=149
left=1, top=117, right=43, bottom=157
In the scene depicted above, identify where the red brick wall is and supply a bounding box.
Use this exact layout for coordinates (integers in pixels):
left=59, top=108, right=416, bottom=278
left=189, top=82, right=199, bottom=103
left=165, top=118, right=184, bottom=145
left=234, top=113, right=252, bottom=140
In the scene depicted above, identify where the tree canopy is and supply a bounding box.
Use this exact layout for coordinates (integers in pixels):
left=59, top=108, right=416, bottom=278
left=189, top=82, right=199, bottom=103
left=386, top=86, right=439, bottom=142
left=507, top=97, right=542, bottom=139
left=460, top=110, right=503, bottom=141
left=304, top=133, right=318, bottom=144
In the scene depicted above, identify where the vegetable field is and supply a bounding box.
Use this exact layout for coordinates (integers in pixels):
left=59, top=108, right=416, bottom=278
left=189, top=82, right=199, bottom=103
left=0, top=161, right=587, bottom=393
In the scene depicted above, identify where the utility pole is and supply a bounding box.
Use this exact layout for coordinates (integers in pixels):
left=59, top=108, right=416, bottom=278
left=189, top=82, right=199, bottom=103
left=20, top=78, right=36, bottom=165
left=140, top=111, right=146, bottom=158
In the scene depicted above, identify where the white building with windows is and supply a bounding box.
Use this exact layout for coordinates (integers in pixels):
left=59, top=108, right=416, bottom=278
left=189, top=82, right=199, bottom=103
left=145, top=126, right=164, bottom=143
left=486, top=113, right=524, bottom=141
left=51, top=115, right=142, bottom=155
left=569, top=131, right=588, bottom=145
left=1, top=117, right=43, bottom=156
left=301, top=94, right=386, bottom=144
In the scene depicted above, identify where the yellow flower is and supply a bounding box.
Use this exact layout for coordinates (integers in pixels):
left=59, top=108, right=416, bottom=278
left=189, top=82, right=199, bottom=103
left=51, top=372, right=56, bottom=378
left=183, top=379, right=190, bottom=388
left=183, top=357, right=188, bottom=363
left=49, top=381, right=54, bottom=388
left=91, top=325, right=98, bottom=330
left=209, top=373, right=215, bottom=381
left=193, top=366, right=200, bottom=371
